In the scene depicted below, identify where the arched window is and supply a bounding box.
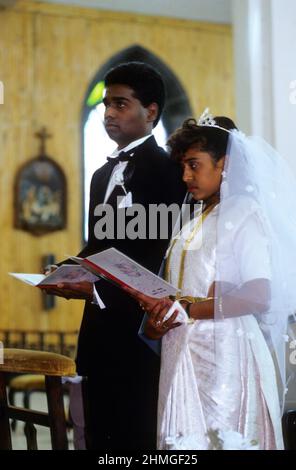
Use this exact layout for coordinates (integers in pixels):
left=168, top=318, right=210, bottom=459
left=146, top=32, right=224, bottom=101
left=82, top=45, right=192, bottom=241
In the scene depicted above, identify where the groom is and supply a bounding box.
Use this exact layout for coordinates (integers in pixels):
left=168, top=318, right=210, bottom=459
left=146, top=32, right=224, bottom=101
left=46, top=62, right=186, bottom=449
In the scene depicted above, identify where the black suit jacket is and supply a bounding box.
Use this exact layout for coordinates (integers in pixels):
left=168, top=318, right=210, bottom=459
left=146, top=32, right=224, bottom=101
left=76, top=136, right=186, bottom=376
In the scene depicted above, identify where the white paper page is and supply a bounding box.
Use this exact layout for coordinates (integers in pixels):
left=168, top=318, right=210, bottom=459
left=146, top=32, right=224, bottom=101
left=84, top=248, right=178, bottom=298
left=9, top=265, right=99, bottom=287
left=9, top=273, right=46, bottom=286
left=39, top=265, right=99, bottom=285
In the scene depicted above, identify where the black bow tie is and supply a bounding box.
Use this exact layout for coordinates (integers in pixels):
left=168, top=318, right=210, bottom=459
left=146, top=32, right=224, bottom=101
left=107, top=151, right=133, bottom=166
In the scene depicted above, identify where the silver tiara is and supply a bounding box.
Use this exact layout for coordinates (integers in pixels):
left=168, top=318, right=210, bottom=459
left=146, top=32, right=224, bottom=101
left=197, top=108, right=231, bottom=134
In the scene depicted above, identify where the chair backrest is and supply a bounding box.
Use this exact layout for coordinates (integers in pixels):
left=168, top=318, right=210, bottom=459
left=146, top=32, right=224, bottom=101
left=0, top=329, right=78, bottom=357
left=0, top=348, right=76, bottom=450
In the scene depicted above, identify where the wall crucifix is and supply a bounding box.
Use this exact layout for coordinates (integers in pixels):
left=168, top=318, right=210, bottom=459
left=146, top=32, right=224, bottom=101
left=14, top=126, right=67, bottom=236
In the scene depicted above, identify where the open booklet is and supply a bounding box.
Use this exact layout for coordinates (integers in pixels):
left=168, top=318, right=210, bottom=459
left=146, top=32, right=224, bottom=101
left=9, top=265, right=99, bottom=288
left=70, top=247, right=179, bottom=299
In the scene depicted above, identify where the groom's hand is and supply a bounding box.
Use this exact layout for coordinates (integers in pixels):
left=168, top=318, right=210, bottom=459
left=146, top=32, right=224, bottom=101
left=41, top=281, right=93, bottom=301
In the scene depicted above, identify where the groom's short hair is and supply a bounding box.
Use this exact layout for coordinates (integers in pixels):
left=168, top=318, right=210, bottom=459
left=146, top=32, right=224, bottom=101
left=104, top=61, right=165, bottom=127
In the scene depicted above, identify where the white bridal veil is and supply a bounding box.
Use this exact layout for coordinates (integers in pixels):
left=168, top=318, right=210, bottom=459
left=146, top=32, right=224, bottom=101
left=214, top=129, right=296, bottom=409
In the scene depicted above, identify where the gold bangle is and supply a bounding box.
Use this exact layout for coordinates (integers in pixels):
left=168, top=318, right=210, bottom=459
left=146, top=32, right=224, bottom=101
left=195, top=296, right=215, bottom=303
left=172, top=295, right=215, bottom=304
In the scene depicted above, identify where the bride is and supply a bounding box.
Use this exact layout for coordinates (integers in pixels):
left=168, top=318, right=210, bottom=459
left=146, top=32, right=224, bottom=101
left=124, top=110, right=296, bottom=450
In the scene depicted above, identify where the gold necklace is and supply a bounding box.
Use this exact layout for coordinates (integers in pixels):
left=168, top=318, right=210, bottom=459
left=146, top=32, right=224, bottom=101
left=164, top=203, right=216, bottom=290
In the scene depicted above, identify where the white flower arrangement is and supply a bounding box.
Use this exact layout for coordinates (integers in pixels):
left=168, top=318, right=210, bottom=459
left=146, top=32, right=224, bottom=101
left=164, top=429, right=259, bottom=450
left=165, top=433, right=201, bottom=450
left=207, top=428, right=259, bottom=450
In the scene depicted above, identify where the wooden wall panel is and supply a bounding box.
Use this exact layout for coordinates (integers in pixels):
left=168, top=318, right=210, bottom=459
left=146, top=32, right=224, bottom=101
left=0, top=1, right=234, bottom=333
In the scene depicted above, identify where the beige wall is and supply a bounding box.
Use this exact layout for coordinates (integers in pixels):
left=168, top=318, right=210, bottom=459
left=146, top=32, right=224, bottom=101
left=0, top=1, right=234, bottom=332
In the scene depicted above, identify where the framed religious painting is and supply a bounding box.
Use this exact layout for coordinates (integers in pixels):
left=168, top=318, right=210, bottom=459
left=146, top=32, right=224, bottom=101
left=14, top=128, right=67, bottom=236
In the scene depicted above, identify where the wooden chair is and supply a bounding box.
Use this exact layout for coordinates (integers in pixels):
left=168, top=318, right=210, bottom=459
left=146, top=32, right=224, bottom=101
left=0, top=348, right=76, bottom=450
left=8, top=374, right=46, bottom=431
left=8, top=374, right=72, bottom=432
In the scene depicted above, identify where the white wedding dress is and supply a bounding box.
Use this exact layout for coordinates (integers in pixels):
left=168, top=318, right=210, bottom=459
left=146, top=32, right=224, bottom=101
left=157, top=201, right=284, bottom=450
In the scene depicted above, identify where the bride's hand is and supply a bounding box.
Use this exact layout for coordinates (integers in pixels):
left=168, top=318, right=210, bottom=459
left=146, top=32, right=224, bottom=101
left=123, top=286, right=181, bottom=338
left=144, top=299, right=181, bottom=339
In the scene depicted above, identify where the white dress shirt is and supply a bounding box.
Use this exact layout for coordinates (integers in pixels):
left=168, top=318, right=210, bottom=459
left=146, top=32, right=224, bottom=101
left=103, top=135, right=152, bottom=203
left=93, top=134, right=152, bottom=308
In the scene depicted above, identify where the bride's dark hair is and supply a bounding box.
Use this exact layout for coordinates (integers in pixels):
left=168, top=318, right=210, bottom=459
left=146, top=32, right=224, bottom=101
left=168, top=116, right=237, bottom=163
